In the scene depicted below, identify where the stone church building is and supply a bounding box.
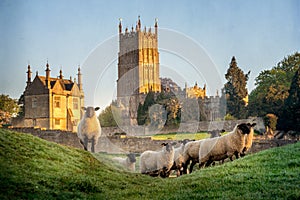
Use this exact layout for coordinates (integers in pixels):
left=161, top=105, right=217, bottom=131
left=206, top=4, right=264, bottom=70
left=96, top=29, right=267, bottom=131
left=116, top=17, right=224, bottom=124
left=117, top=16, right=161, bottom=125
left=13, top=63, right=84, bottom=132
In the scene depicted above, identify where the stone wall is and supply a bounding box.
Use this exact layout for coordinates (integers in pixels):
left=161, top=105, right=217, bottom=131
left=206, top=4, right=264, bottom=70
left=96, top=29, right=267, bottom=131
left=8, top=126, right=296, bottom=155
left=8, top=118, right=266, bottom=154
left=9, top=127, right=83, bottom=149
left=101, top=118, right=265, bottom=136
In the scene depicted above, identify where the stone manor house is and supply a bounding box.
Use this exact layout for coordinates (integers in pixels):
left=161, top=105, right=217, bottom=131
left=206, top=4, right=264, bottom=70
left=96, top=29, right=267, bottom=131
left=13, top=63, right=84, bottom=132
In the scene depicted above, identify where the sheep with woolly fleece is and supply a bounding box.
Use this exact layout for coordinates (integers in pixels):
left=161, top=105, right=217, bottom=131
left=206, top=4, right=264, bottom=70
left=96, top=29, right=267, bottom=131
left=199, top=123, right=255, bottom=168
left=170, top=139, right=189, bottom=177
left=182, top=139, right=203, bottom=174
left=240, top=123, right=256, bottom=157
left=140, top=143, right=175, bottom=178
left=77, top=106, right=101, bottom=153
left=112, top=153, right=136, bottom=172
left=209, top=129, right=225, bottom=138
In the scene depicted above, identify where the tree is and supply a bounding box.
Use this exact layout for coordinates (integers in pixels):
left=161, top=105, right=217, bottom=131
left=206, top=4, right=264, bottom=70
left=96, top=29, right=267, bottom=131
left=279, top=66, right=300, bottom=132
left=248, top=52, right=300, bottom=117
left=224, top=56, right=250, bottom=119
left=98, top=102, right=118, bottom=127
left=0, top=94, right=18, bottom=125
left=137, top=91, right=156, bottom=125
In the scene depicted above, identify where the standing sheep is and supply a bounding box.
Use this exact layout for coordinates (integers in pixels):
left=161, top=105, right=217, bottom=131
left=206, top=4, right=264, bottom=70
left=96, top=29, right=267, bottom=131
left=171, top=139, right=189, bottom=177
left=240, top=123, right=256, bottom=157
left=182, top=139, right=203, bottom=174
left=112, top=153, right=136, bottom=172
left=199, top=123, right=255, bottom=168
left=140, top=143, right=175, bottom=178
left=77, top=106, right=101, bottom=153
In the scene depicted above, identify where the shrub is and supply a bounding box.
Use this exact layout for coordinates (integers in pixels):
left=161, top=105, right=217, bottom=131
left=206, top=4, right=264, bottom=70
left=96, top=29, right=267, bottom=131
left=263, top=113, right=278, bottom=131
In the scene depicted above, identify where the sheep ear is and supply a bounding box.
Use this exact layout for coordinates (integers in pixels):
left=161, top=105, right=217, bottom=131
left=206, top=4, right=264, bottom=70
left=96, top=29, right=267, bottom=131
left=82, top=107, right=87, bottom=111
left=161, top=143, right=167, bottom=146
left=251, top=123, right=257, bottom=127
left=95, top=107, right=100, bottom=111
left=182, top=139, right=188, bottom=145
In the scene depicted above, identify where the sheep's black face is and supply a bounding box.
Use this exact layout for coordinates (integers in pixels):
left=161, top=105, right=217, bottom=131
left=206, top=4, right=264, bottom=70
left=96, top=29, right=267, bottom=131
left=237, top=123, right=251, bottom=134
left=85, top=107, right=96, bottom=118
left=166, top=143, right=173, bottom=152
left=127, top=154, right=136, bottom=163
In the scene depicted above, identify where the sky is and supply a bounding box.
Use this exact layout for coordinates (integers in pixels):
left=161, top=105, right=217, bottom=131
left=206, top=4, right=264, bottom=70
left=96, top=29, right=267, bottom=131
left=0, top=0, right=299, bottom=110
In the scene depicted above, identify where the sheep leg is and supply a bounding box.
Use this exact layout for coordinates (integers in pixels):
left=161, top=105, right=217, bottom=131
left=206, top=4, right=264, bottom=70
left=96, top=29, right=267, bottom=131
left=234, top=151, right=240, bottom=159
left=199, top=162, right=206, bottom=169
left=83, top=136, right=88, bottom=151
left=91, top=136, right=95, bottom=153
left=79, top=139, right=87, bottom=151
left=189, top=160, right=197, bottom=173
left=182, top=160, right=189, bottom=174
left=205, top=159, right=213, bottom=167
left=240, top=148, right=246, bottom=157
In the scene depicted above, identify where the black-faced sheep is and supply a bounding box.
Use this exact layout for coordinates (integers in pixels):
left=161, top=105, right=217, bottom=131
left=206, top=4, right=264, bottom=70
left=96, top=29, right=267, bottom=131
left=240, top=123, right=256, bottom=157
left=170, top=139, right=189, bottom=177
left=182, top=139, right=202, bottom=174
left=112, top=153, right=136, bottom=172
left=140, top=143, right=175, bottom=178
left=209, top=129, right=225, bottom=138
left=77, top=106, right=101, bottom=153
left=199, top=123, right=255, bottom=168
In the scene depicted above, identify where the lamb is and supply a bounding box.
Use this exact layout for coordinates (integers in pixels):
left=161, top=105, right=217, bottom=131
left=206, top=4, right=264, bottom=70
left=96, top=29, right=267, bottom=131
left=170, top=139, right=189, bottom=177
left=140, top=143, right=175, bottom=178
left=112, top=153, right=136, bottom=172
left=199, top=123, right=256, bottom=168
left=182, top=139, right=203, bottom=174
left=77, top=106, right=101, bottom=153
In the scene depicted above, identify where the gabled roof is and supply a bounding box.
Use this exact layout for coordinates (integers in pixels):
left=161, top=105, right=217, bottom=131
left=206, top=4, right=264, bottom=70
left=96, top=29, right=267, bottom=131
left=37, top=76, right=76, bottom=92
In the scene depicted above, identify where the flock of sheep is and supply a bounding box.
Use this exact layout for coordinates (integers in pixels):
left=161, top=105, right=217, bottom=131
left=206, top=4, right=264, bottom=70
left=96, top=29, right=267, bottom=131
left=77, top=106, right=256, bottom=177
left=139, top=122, right=256, bottom=177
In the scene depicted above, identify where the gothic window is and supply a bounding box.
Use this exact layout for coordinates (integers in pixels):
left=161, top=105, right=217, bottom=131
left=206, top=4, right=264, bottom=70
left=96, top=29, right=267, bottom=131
left=54, top=96, right=61, bottom=108
left=32, top=98, right=37, bottom=108
left=73, top=98, right=78, bottom=110
left=55, top=119, right=60, bottom=125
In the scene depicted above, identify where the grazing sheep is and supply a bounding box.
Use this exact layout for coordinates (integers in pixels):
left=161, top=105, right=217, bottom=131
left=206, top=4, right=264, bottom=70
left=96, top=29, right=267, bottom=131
left=240, top=123, right=256, bottom=157
left=112, top=153, right=136, bottom=172
left=140, top=143, right=175, bottom=178
left=209, top=129, right=225, bottom=138
left=77, top=106, right=101, bottom=153
left=199, top=123, right=255, bottom=168
left=171, top=139, right=189, bottom=177
left=182, top=139, right=203, bottom=174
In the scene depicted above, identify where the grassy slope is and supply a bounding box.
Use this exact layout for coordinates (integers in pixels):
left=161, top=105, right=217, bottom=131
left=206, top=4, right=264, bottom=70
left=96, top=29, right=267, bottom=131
left=0, top=129, right=299, bottom=200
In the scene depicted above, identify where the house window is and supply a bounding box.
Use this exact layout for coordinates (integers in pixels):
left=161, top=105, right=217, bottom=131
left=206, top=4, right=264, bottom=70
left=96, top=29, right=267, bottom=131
left=54, top=96, right=60, bottom=108
left=32, top=98, right=37, bottom=108
left=55, top=119, right=60, bottom=125
left=73, top=98, right=78, bottom=110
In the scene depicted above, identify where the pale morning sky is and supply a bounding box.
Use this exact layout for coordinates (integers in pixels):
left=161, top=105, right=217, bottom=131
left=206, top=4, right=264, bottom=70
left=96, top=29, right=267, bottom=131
left=0, top=0, right=299, bottom=110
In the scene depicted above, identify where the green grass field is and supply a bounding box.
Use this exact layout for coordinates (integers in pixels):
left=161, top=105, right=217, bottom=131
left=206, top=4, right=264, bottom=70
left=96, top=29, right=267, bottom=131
left=150, top=132, right=212, bottom=140
left=1, top=129, right=299, bottom=199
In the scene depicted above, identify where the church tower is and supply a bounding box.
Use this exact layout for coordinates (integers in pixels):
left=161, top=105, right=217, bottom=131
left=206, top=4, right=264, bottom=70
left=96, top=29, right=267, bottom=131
left=117, top=16, right=161, bottom=125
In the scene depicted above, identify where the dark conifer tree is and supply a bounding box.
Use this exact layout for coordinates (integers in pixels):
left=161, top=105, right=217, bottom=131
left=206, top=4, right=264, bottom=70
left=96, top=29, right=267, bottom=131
left=224, top=56, right=250, bottom=119
left=280, top=66, right=300, bottom=132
